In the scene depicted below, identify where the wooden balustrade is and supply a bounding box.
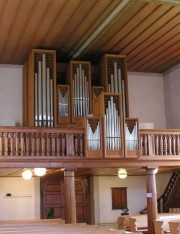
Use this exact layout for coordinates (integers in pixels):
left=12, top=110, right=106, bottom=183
left=0, top=127, right=85, bottom=157
left=0, top=127, right=180, bottom=160
left=140, top=129, right=180, bottom=157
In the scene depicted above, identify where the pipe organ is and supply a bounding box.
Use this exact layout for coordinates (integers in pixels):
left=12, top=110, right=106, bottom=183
left=100, top=54, right=129, bottom=118
left=34, top=55, right=54, bottom=127
left=23, top=49, right=139, bottom=158
left=68, top=61, right=91, bottom=123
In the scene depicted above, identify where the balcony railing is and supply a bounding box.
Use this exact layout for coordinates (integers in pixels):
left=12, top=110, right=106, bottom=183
left=0, top=127, right=180, bottom=159
left=140, top=129, right=180, bottom=157
left=0, top=127, right=84, bottom=157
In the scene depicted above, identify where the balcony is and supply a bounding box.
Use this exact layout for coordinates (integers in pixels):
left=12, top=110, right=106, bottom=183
left=0, top=127, right=180, bottom=168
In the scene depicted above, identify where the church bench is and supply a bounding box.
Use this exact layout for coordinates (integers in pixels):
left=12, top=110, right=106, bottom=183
left=0, top=222, right=143, bottom=234
left=169, top=220, right=180, bottom=234
left=129, top=215, right=148, bottom=233
left=154, top=214, right=180, bottom=234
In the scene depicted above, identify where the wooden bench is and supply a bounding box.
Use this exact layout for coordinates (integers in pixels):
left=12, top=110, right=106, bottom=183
left=0, top=221, right=143, bottom=234
left=129, top=215, right=148, bottom=234
left=154, top=214, right=180, bottom=234
left=169, top=220, right=180, bottom=234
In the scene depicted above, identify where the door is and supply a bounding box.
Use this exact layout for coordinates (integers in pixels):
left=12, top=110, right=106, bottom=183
left=40, top=176, right=90, bottom=223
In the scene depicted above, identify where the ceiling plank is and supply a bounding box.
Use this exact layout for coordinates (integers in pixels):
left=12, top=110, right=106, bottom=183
left=120, top=6, right=179, bottom=55
left=100, top=2, right=159, bottom=52
left=128, top=32, right=180, bottom=71
left=127, top=17, right=179, bottom=69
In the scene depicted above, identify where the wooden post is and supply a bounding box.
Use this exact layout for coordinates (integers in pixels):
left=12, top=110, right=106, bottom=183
left=64, top=170, right=76, bottom=223
left=146, top=167, right=158, bottom=234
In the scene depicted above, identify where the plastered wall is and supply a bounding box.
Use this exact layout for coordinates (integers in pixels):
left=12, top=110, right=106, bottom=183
left=0, top=64, right=23, bottom=126
left=93, top=173, right=172, bottom=224
left=128, top=72, right=166, bottom=129
left=0, top=177, right=40, bottom=220
left=164, top=64, right=180, bottom=129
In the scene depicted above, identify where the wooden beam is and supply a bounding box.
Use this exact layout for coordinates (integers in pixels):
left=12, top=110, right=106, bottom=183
left=64, top=170, right=76, bottom=224
left=146, top=167, right=158, bottom=234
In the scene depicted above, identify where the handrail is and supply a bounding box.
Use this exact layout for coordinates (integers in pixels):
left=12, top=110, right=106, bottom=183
left=0, top=126, right=85, bottom=157
left=140, top=129, right=180, bottom=156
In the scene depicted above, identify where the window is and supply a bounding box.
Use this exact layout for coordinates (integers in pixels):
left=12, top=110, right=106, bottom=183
left=111, top=187, right=127, bottom=209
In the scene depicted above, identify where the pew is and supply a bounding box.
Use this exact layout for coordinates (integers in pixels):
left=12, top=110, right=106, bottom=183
left=154, top=214, right=180, bottom=234
left=0, top=221, right=143, bottom=234
left=169, top=220, right=180, bottom=234
left=129, top=216, right=148, bottom=233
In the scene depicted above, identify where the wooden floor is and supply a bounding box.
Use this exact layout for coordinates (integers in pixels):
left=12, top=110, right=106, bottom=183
left=0, top=220, right=143, bottom=234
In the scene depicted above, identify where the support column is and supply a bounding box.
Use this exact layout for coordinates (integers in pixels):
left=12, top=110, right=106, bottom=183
left=64, top=170, right=76, bottom=224
left=146, top=167, right=158, bottom=234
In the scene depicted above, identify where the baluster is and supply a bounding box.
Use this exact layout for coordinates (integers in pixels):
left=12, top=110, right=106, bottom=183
left=41, top=133, right=45, bottom=156
left=164, top=135, right=167, bottom=155
left=140, top=136, right=143, bottom=155
left=4, top=132, right=8, bottom=156
left=155, top=135, right=159, bottom=155
left=25, top=133, right=30, bottom=156
left=31, top=133, right=35, bottom=156
left=168, top=135, right=172, bottom=155
left=36, top=133, right=40, bottom=156
left=0, top=132, right=3, bottom=156
left=144, top=135, right=148, bottom=156
left=62, top=133, right=66, bottom=156
left=172, top=135, right=176, bottom=155
left=74, top=133, right=78, bottom=156
left=46, top=133, right=50, bottom=156
left=56, top=133, right=60, bottom=156
left=51, top=134, right=56, bottom=156
left=159, top=135, right=163, bottom=155
left=20, top=132, right=25, bottom=156
left=79, top=134, right=84, bottom=157
left=10, top=133, right=14, bottom=156
left=15, top=133, right=19, bottom=156
left=176, top=135, right=180, bottom=155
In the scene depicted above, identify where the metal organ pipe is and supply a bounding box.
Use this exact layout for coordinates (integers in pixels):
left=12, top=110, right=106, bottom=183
left=34, top=54, right=54, bottom=127
left=125, top=122, right=138, bottom=150
left=73, top=64, right=90, bottom=117
left=104, top=96, right=121, bottom=150
left=86, top=120, right=100, bottom=150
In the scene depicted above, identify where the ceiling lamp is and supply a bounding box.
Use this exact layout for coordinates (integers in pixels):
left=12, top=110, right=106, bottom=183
left=22, top=169, right=32, bottom=180
left=118, top=168, right=127, bottom=179
left=34, top=168, right=46, bottom=177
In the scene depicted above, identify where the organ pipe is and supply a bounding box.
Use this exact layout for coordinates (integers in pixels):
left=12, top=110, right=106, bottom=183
left=34, top=54, right=54, bottom=127
left=104, top=96, right=121, bottom=150
left=73, top=64, right=90, bottom=117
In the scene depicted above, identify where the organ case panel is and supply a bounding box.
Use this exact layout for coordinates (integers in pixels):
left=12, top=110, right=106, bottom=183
left=93, top=93, right=124, bottom=158
left=124, top=118, right=139, bottom=158
left=57, top=85, right=70, bottom=124
left=77, top=117, right=103, bottom=158
left=68, top=61, right=92, bottom=123
left=100, top=54, right=129, bottom=117
left=92, top=86, right=104, bottom=113
left=27, top=49, right=56, bottom=127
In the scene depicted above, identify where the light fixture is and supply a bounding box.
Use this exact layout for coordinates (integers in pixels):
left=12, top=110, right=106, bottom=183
left=118, top=168, right=127, bottom=179
left=34, top=168, right=46, bottom=176
left=22, top=169, right=32, bottom=180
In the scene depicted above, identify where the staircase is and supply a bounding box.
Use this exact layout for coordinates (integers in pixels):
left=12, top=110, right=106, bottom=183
left=157, top=171, right=180, bottom=213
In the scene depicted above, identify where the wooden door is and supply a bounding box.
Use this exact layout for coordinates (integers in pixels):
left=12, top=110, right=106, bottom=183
left=40, top=176, right=90, bottom=223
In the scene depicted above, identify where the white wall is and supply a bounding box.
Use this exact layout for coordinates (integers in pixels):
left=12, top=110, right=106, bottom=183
left=0, top=64, right=23, bottom=126
left=164, top=64, right=180, bottom=129
left=128, top=72, right=166, bottom=129
left=93, top=173, right=172, bottom=224
left=0, top=177, right=40, bottom=220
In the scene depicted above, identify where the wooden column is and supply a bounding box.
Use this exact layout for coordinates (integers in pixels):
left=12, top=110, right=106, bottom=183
left=146, top=167, right=158, bottom=234
left=64, top=170, right=76, bottom=224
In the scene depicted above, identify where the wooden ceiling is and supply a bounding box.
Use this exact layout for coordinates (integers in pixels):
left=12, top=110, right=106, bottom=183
left=0, top=0, right=179, bottom=73
left=0, top=166, right=179, bottom=178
